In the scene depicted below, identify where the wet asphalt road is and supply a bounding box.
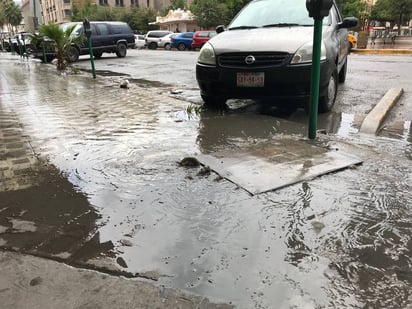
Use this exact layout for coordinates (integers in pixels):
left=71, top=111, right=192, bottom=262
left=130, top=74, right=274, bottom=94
left=0, top=52, right=411, bottom=308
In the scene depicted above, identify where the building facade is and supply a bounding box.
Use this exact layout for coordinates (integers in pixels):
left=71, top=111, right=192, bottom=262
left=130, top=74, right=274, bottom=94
left=36, top=0, right=174, bottom=25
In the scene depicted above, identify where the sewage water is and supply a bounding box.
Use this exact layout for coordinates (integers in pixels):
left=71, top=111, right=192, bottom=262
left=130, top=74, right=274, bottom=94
left=0, top=59, right=411, bottom=308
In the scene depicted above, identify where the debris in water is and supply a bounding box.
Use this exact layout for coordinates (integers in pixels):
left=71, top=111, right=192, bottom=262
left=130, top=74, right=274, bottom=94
left=120, top=80, right=130, bottom=89
left=178, top=157, right=201, bottom=167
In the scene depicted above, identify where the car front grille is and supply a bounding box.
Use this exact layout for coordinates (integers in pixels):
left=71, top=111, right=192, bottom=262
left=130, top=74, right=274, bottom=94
left=218, top=52, right=291, bottom=68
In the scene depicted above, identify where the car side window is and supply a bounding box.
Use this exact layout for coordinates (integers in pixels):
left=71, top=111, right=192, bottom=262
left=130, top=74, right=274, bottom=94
left=91, top=24, right=98, bottom=36
left=96, top=24, right=110, bottom=36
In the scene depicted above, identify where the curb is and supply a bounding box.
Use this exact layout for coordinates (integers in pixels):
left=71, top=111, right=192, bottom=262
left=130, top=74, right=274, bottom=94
left=352, top=48, right=412, bottom=55
left=359, top=88, right=404, bottom=135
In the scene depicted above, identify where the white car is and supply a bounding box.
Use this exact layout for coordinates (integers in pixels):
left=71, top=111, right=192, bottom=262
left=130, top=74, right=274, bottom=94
left=134, top=34, right=145, bottom=49
left=157, top=33, right=176, bottom=50
left=144, top=30, right=173, bottom=49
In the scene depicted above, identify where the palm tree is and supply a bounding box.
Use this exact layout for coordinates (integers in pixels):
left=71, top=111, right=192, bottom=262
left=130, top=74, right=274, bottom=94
left=38, top=22, right=85, bottom=71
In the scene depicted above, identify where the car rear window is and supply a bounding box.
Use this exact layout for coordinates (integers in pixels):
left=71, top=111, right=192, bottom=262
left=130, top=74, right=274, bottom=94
left=197, top=32, right=209, bottom=37
left=148, top=31, right=171, bottom=38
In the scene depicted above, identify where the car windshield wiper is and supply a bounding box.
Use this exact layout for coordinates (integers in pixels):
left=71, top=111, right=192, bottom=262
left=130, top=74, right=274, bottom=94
left=228, top=26, right=258, bottom=30
left=262, top=23, right=301, bottom=27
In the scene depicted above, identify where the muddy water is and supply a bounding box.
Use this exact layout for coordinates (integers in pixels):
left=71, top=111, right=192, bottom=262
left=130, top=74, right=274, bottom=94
left=1, top=59, right=411, bottom=308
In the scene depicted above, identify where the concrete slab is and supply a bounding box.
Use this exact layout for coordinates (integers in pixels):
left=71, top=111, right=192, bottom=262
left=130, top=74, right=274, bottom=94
left=197, top=139, right=362, bottom=195
left=360, top=88, right=404, bottom=135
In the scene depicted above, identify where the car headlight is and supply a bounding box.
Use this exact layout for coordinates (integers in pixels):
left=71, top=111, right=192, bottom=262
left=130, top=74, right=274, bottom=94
left=198, top=42, right=216, bottom=65
left=290, top=41, right=326, bottom=64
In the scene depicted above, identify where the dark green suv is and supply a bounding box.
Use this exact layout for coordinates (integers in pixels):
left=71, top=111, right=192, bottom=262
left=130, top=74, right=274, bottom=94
left=29, top=21, right=135, bottom=62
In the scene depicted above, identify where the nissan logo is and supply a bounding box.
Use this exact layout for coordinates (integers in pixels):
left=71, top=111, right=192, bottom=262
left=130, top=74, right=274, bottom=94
left=244, top=55, right=255, bottom=65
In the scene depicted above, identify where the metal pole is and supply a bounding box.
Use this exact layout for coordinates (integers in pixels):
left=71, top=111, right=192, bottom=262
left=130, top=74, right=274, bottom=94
left=308, top=18, right=323, bottom=140
left=87, top=37, right=96, bottom=79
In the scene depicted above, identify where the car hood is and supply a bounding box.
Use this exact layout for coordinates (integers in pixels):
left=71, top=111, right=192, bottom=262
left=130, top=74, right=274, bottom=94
left=208, top=27, right=326, bottom=54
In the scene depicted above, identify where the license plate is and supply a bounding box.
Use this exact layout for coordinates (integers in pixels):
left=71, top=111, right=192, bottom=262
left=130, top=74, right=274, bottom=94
left=237, top=72, right=264, bottom=87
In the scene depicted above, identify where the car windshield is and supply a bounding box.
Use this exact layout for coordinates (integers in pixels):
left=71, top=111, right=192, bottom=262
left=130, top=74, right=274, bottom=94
left=228, top=0, right=330, bottom=29
left=60, top=23, right=82, bottom=36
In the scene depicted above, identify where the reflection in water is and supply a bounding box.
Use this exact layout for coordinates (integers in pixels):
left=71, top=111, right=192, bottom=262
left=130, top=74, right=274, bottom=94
left=284, top=182, right=313, bottom=266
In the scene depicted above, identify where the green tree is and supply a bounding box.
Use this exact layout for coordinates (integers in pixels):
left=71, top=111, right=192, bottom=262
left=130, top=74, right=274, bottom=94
left=160, top=0, right=186, bottom=16
left=336, top=0, right=368, bottom=30
left=38, top=22, right=85, bottom=71
left=190, top=0, right=230, bottom=29
left=0, top=0, right=23, bottom=33
left=371, top=0, right=412, bottom=29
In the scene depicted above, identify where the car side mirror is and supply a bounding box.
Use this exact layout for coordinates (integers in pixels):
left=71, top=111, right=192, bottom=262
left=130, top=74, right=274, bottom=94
left=338, top=17, right=358, bottom=29
left=216, top=25, right=225, bottom=34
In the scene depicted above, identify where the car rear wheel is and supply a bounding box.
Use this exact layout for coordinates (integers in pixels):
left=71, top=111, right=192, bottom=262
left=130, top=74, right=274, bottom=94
left=148, top=42, right=157, bottom=50
left=319, top=70, right=338, bottom=113
left=66, top=46, right=79, bottom=62
left=201, top=95, right=227, bottom=109
left=164, top=43, right=171, bottom=50
left=115, top=43, right=127, bottom=58
left=177, top=43, right=186, bottom=51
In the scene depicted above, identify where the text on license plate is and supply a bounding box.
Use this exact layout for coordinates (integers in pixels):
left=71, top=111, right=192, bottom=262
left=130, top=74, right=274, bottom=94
left=237, top=72, right=264, bottom=87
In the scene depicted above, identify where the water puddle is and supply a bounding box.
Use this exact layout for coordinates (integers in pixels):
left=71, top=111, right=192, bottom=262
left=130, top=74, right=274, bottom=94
left=1, top=59, right=411, bottom=308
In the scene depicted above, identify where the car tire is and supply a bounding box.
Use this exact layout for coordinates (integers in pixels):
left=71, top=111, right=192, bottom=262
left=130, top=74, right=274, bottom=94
left=115, top=43, right=127, bottom=58
left=319, top=70, right=338, bottom=113
left=177, top=43, right=186, bottom=51
left=148, top=42, right=157, bottom=50
left=66, top=46, right=79, bottom=62
left=201, top=95, right=227, bottom=109
left=164, top=43, right=171, bottom=50
left=338, top=58, right=347, bottom=83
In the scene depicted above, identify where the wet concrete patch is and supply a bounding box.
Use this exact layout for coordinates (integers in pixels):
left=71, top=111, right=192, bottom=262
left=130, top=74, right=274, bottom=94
left=197, top=138, right=363, bottom=195
left=0, top=165, right=113, bottom=266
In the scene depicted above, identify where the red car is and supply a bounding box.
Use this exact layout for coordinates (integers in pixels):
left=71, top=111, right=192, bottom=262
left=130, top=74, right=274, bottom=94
left=191, top=30, right=217, bottom=49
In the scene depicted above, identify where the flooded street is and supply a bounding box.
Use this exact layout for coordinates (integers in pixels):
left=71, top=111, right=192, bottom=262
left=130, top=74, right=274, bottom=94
left=0, top=56, right=411, bottom=308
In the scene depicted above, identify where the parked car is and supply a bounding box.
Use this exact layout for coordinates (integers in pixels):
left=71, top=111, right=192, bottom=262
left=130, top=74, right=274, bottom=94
left=134, top=34, right=145, bottom=49
left=348, top=33, right=357, bottom=51
left=171, top=32, right=194, bottom=51
left=157, top=32, right=176, bottom=50
left=196, top=0, right=357, bottom=112
left=191, top=30, right=217, bottom=49
left=4, top=32, right=31, bottom=53
left=29, top=21, right=135, bottom=62
left=145, top=30, right=173, bottom=50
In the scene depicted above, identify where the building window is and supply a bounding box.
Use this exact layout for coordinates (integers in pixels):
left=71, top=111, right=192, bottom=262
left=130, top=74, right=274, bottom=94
left=63, top=0, right=70, bottom=3
left=64, top=9, right=71, bottom=16
left=115, top=0, right=124, bottom=6
left=130, top=0, right=138, bottom=7
left=99, top=0, right=108, bottom=5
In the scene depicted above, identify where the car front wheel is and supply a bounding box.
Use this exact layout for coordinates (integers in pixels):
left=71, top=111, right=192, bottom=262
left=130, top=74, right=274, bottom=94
left=338, top=58, right=347, bottom=83
left=177, top=43, right=186, bottom=51
left=66, top=46, right=79, bottom=62
left=318, top=70, right=338, bottom=113
left=115, top=43, right=127, bottom=57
